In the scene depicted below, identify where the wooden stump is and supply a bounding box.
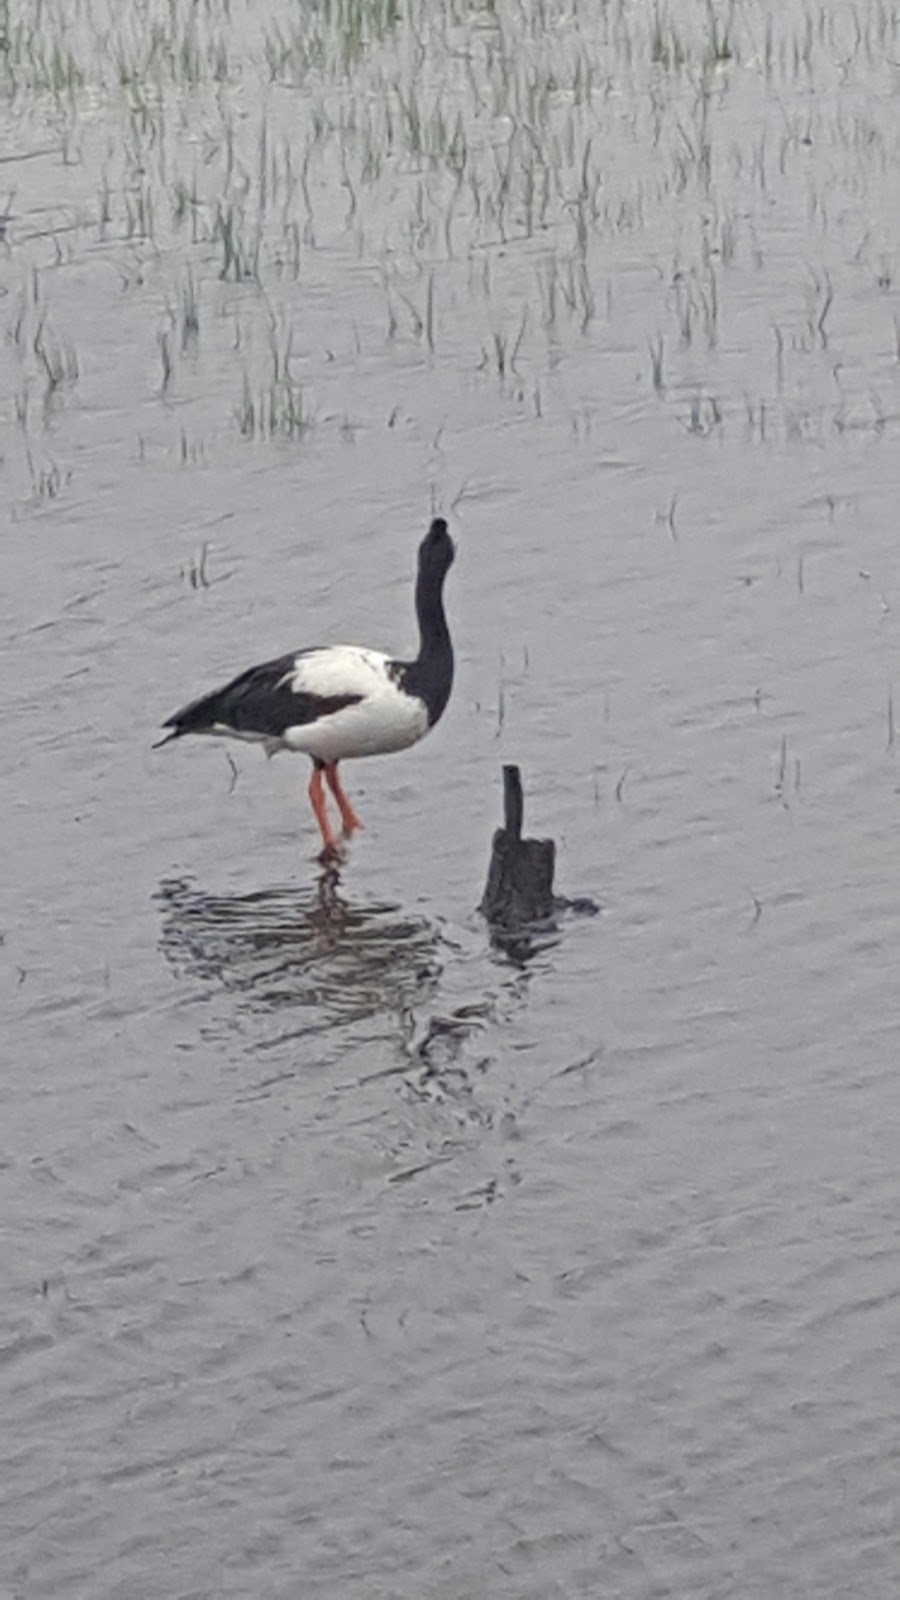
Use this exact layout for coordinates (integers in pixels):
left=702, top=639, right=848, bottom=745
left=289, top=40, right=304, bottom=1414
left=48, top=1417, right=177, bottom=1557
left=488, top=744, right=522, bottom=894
left=479, top=765, right=555, bottom=930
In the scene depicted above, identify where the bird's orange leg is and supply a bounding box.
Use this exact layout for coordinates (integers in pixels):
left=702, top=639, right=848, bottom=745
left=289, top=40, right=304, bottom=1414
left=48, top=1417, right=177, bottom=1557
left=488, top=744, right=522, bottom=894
left=324, top=761, right=364, bottom=835
left=308, top=765, right=340, bottom=855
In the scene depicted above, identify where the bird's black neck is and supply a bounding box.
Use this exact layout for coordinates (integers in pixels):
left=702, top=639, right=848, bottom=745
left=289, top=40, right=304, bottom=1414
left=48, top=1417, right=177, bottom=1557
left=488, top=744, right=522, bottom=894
left=398, top=559, right=453, bottom=725
left=416, top=558, right=451, bottom=661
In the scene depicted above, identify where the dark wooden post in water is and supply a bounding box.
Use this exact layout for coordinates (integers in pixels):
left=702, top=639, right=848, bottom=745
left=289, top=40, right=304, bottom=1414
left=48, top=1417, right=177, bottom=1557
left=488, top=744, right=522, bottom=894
left=480, top=765, right=555, bottom=929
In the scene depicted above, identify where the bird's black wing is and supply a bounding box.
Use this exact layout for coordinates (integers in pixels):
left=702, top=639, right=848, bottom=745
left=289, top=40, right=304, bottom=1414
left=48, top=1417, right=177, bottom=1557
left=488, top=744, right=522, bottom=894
left=157, top=651, right=363, bottom=744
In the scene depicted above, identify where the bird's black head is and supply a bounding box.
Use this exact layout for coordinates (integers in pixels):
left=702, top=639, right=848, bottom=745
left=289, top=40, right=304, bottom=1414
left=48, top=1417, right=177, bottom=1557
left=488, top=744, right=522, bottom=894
left=419, top=517, right=455, bottom=580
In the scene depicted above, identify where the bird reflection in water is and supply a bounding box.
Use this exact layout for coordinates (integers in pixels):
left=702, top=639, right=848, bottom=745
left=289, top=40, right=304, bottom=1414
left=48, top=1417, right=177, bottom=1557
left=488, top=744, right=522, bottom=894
left=155, top=863, right=442, bottom=1028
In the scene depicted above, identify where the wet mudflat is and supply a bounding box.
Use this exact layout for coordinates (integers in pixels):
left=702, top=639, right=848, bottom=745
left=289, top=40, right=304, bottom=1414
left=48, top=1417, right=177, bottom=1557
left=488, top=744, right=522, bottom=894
left=3, top=1, right=900, bottom=1594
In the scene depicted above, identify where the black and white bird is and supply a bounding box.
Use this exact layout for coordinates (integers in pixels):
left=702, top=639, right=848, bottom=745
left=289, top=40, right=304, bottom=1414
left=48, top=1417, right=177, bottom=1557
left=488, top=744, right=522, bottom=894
left=157, top=517, right=455, bottom=856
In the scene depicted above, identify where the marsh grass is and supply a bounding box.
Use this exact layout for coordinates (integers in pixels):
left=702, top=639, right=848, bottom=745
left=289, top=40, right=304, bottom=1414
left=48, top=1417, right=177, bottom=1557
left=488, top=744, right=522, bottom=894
left=1, top=0, right=898, bottom=475
left=234, top=317, right=313, bottom=440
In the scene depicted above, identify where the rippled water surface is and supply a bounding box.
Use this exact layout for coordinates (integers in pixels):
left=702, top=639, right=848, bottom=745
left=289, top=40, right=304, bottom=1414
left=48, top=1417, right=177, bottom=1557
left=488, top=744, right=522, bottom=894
left=3, top=1, right=900, bottom=1594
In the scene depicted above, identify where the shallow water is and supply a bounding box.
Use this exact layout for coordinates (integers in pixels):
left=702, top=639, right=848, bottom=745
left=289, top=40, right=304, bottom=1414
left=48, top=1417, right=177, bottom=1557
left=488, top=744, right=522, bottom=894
left=3, top=1, right=900, bottom=1594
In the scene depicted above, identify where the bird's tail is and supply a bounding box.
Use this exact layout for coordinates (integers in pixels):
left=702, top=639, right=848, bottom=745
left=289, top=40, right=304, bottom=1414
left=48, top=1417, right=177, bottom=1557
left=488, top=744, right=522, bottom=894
left=154, top=688, right=224, bottom=749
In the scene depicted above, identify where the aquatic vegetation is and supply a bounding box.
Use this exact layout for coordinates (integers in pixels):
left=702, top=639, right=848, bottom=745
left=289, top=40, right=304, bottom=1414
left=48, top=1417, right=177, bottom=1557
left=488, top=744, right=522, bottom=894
left=0, top=0, right=897, bottom=496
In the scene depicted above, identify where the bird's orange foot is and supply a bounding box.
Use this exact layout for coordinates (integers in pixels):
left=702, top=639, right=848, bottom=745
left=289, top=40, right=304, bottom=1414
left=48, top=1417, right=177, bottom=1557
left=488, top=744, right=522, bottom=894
left=324, top=762, right=364, bottom=836
left=308, top=767, right=344, bottom=861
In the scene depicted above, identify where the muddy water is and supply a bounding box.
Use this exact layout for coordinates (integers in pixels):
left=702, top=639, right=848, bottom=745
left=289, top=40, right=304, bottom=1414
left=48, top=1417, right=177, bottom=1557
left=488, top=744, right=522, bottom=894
left=4, top=1, right=900, bottom=1594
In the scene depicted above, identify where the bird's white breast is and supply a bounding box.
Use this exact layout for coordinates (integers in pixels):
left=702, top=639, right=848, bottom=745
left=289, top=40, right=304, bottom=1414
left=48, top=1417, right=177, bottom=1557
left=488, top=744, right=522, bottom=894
left=279, top=646, right=429, bottom=761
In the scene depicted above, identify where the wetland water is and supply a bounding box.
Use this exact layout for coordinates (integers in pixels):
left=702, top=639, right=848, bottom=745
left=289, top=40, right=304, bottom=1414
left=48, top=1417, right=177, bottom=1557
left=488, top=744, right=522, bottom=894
left=3, top=0, right=900, bottom=1593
